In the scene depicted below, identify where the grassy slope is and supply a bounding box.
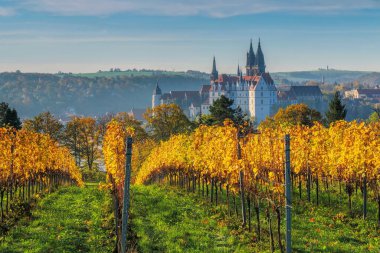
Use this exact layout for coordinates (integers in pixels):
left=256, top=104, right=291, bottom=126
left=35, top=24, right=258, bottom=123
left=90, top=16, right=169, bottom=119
left=130, top=185, right=380, bottom=253
left=0, top=183, right=114, bottom=253
left=129, top=185, right=253, bottom=252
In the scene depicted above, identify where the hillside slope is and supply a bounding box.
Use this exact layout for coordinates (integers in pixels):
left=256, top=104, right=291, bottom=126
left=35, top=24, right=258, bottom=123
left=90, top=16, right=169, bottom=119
left=0, top=72, right=207, bottom=119
left=1, top=69, right=379, bottom=119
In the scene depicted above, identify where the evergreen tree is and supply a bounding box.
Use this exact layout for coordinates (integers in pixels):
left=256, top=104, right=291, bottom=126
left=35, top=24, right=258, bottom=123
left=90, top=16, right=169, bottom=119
left=0, top=102, right=22, bottom=129
left=325, top=91, right=347, bottom=125
left=209, top=95, right=235, bottom=125
left=196, top=114, right=215, bottom=126
left=233, top=106, right=249, bottom=126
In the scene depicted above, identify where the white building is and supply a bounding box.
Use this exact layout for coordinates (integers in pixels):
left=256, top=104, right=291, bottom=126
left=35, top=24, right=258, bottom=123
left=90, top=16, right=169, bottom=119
left=152, top=40, right=277, bottom=123
left=344, top=88, right=380, bottom=101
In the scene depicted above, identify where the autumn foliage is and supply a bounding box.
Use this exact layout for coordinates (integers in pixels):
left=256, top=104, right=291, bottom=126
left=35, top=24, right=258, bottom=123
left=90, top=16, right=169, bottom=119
left=135, top=121, right=380, bottom=209
left=0, top=128, right=83, bottom=188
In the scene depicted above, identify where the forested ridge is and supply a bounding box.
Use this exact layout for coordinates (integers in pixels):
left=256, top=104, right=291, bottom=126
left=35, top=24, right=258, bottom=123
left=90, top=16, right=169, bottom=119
left=0, top=69, right=378, bottom=120
left=0, top=71, right=207, bottom=119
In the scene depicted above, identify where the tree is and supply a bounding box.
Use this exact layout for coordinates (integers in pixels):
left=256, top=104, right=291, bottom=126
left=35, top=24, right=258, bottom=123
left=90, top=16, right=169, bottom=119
left=144, top=104, right=193, bottom=140
left=367, top=111, right=379, bottom=123
left=260, top=104, right=323, bottom=128
left=77, top=117, right=101, bottom=171
left=325, top=91, right=347, bottom=125
left=23, top=112, right=63, bottom=142
left=97, top=112, right=115, bottom=139
left=0, top=102, right=21, bottom=129
left=112, top=112, right=148, bottom=141
left=209, top=95, right=235, bottom=125
left=371, top=106, right=380, bottom=120
left=233, top=106, right=249, bottom=127
left=63, top=116, right=101, bottom=170
left=63, top=116, right=82, bottom=166
left=196, top=114, right=215, bottom=126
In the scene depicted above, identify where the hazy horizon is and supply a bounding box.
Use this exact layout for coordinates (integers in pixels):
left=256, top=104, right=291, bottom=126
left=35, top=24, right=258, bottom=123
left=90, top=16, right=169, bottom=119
left=1, top=1, right=380, bottom=73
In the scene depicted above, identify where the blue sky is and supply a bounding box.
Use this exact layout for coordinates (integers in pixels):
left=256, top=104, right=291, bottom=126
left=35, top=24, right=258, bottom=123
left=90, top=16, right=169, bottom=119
left=0, top=0, right=380, bottom=73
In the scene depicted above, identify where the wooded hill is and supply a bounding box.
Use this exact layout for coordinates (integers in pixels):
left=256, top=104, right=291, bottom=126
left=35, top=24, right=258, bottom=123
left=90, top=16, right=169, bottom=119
left=0, top=69, right=378, bottom=119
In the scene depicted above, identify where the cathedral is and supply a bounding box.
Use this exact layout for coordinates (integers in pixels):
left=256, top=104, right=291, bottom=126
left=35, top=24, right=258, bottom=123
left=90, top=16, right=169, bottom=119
left=152, top=40, right=278, bottom=123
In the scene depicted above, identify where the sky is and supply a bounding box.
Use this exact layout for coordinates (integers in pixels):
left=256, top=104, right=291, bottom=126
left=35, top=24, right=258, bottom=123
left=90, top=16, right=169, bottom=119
left=0, top=0, right=380, bottom=73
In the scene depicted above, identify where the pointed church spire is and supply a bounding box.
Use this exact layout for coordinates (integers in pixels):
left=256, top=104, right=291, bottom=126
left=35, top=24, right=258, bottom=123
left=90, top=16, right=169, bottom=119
left=249, top=39, right=255, bottom=66
left=153, top=81, right=162, bottom=95
left=237, top=64, right=240, bottom=76
left=255, top=38, right=266, bottom=74
left=211, top=56, right=218, bottom=81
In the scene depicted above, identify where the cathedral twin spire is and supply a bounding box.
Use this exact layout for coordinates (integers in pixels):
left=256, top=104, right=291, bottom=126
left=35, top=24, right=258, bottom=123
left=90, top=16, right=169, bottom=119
left=255, top=39, right=266, bottom=74
left=247, top=39, right=256, bottom=67
left=210, top=39, right=266, bottom=81
left=246, top=38, right=266, bottom=76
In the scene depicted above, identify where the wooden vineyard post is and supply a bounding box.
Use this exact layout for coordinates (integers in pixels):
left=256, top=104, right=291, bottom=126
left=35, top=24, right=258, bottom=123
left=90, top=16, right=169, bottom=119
left=237, top=132, right=247, bottom=227
left=121, top=137, right=133, bottom=253
left=284, top=134, right=292, bottom=253
left=363, top=174, right=367, bottom=219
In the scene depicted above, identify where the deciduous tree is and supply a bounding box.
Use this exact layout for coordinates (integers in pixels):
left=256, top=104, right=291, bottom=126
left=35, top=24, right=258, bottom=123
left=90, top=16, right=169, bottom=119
left=144, top=104, right=193, bottom=140
left=260, top=103, right=323, bottom=128
left=23, top=112, right=63, bottom=142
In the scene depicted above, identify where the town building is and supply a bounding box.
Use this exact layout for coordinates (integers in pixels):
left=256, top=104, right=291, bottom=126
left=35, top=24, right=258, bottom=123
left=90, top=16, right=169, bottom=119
left=152, top=40, right=278, bottom=123
left=344, top=88, right=380, bottom=101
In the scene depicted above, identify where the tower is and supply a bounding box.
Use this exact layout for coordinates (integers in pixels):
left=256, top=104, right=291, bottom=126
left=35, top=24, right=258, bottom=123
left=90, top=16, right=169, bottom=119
left=152, top=81, right=162, bottom=108
left=255, top=39, right=266, bottom=74
left=211, top=56, right=219, bottom=81
left=238, top=64, right=243, bottom=82
left=246, top=39, right=256, bottom=76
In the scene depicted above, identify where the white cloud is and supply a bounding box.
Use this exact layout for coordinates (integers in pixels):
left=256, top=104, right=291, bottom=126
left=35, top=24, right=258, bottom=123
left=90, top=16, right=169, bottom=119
left=18, top=0, right=380, bottom=17
left=0, top=7, right=15, bottom=16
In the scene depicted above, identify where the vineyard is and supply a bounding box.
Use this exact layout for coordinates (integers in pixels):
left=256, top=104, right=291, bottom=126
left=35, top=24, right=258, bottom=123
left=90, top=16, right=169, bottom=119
left=0, top=128, right=82, bottom=230
left=104, top=119, right=380, bottom=252
left=1, top=118, right=379, bottom=252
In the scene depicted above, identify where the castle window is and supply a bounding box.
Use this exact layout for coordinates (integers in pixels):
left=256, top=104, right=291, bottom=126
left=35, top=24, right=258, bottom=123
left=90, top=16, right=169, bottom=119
left=261, top=100, right=263, bottom=104
left=261, top=92, right=263, bottom=96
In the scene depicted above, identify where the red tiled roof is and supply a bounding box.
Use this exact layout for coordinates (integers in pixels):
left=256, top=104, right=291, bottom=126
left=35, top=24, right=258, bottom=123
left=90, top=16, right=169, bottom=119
left=216, top=74, right=239, bottom=84
left=243, top=75, right=261, bottom=82
left=242, top=73, right=274, bottom=85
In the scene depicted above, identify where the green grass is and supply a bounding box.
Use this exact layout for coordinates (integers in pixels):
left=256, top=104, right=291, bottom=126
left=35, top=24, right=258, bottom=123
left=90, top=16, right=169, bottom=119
left=129, top=184, right=380, bottom=253
left=129, top=185, right=254, bottom=253
left=290, top=184, right=380, bottom=252
left=0, top=182, right=378, bottom=252
left=0, top=183, right=115, bottom=253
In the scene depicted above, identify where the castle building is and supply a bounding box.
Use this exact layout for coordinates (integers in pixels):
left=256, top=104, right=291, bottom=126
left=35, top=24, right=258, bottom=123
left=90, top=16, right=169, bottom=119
left=152, top=39, right=278, bottom=123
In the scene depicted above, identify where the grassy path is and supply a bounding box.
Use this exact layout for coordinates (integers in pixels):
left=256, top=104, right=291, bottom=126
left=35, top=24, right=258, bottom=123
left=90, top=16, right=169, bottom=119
left=129, top=185, right=380, bottom=253
left=129, top=185, right=253, bottom=253
left=0, top=183, right=114, bottom=253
